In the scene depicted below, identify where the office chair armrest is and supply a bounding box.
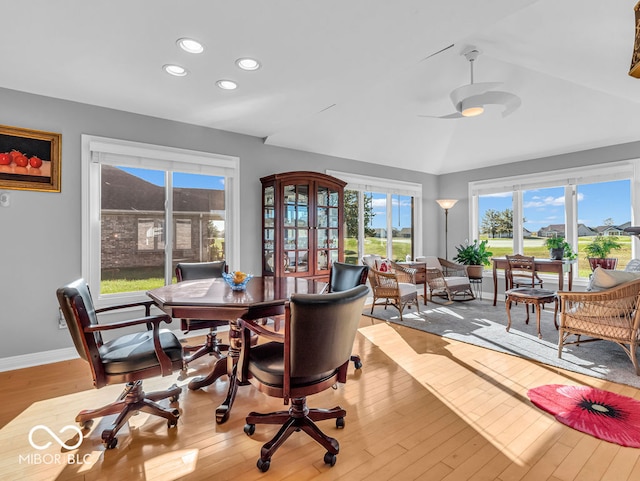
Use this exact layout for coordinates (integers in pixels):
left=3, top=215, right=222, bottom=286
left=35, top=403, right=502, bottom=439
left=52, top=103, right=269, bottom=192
left=96, top=300, right=156, bottom=316
left=85, top=314, right=175, bottom=375
left=239, top=318, right=284, bottom=342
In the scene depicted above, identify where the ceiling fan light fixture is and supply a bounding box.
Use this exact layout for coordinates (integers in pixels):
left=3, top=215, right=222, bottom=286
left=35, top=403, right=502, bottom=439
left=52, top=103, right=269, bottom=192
left=461, top=106, right=484, bottom=117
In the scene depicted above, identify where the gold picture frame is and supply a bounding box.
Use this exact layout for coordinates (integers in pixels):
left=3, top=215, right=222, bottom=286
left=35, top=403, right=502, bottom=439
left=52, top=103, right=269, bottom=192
left=0, top=124, right=61, bottom=192
left=631, top=1, right=640, bottom=78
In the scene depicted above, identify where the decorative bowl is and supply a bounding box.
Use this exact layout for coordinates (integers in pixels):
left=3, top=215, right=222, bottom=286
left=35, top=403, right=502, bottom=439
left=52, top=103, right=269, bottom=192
left=222, top=272, right=253, bottom=291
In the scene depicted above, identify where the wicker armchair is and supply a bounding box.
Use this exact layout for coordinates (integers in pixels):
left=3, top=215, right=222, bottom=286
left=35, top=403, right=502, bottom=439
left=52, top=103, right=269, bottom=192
left=365, top=260, right=419, bottom=321
left=557, top=278, right=640, bottom=375
left=420, top=256, right=475, bottom=304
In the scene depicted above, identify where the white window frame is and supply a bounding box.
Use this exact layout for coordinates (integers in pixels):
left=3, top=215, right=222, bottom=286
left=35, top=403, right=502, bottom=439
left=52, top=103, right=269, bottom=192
left=326, top=170, right=423, bottom=261
left=81, top=135, right=240, bottom=307
left=468, top=160, right=639, bottom=280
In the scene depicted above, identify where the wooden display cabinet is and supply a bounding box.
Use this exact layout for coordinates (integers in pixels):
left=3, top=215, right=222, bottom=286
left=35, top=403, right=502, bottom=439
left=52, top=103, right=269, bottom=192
left=261, top=171, right=346, bottom=280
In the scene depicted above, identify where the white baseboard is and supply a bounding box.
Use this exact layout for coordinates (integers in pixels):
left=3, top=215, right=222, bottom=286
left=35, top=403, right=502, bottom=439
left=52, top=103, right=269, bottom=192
left=0, top=347, right=80, bottom=372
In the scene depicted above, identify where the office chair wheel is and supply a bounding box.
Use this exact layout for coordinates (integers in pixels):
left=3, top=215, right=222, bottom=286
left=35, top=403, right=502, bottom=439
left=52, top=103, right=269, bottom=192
left=244, top=423, right=255, bottom=435
left=324, top=452, right=337, bottom=466
left=354, top=359, right=363, bottom=370
left=105, top=437, right=118, bottom=450
left=257, top=458, right=270, bottom=472
left=170, top=393, right=180, bottom=403
left=336, top=417, right=345, bottom=428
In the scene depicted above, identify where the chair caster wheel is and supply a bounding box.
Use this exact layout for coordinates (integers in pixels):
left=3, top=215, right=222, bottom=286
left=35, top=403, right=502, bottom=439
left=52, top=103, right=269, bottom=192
left=244, top=423, right=255, bottom=435
left=257, top=458, right=270, bottom=472
left=354, top=360, right=363, bottom=370
left=324, top=452, right=337, bottom=466
left=104, top=437, right=118, bottom=449
left=336, top=417, right=345, bottom=428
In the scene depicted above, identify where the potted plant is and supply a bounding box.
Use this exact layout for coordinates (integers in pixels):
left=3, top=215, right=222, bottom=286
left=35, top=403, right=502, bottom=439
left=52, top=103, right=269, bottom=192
left=584, top=235, right=622, bottom=271
left=543, top=236, right=576, bottom=260
left=453, top=239, right=493, bottom=279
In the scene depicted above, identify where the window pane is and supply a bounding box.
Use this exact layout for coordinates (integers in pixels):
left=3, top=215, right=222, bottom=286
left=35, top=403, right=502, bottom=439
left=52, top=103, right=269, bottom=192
left=391, top=194, right=412, bottom=261
left=173, top=172, right=226, bottom=266
left=343, top=189, right=360, bottom=265
left=365, top=192, right=387, bottom=257
left=522, top=186, right=564, bottom=257
left=577, top=179, right=631, bottom=277
left=101, top=165, right=165, bottom=295
left=478, top=192, right=513, bottom=258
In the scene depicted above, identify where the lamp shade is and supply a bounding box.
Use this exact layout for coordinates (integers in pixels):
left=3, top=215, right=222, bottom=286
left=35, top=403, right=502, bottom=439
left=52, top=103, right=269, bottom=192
left=436, top=199, right=458, bottom=210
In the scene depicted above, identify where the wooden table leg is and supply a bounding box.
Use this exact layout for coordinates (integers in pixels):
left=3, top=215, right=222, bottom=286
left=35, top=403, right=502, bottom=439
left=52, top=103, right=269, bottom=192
left=505, top=297, right=512, bottom=332
left=535, top=301, right=542, bottom=339
left=493, top=263, right=498, bottom=306
left=215, top=318, right=244, bottom=424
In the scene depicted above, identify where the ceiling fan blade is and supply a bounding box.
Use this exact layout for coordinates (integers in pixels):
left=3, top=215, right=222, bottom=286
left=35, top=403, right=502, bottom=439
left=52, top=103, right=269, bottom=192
left=465, top=91, right=522, bottom=117
left=450, top=82, right=502, bottom=109
left=418, top=112, right=464, bottom=119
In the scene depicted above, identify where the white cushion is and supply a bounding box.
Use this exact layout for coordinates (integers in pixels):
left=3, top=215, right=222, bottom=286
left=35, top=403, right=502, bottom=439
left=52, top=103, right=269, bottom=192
left=444, top=277, right=470, bottom=288
left=587, top=267, right=640, bottom=292
left=398, top=283, right=417, bottom=296
left=423, top=256, right=443, bottom=271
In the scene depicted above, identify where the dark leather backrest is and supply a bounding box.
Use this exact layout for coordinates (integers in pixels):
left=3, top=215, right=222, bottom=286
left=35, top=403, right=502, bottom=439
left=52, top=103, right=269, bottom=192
left=56, top=279, right=101, bottom=363
left=288, top=285, right=368, bottom=378
left=329, top=262, right=369, bottom=293
left=176, top=260, right=227, bottom=281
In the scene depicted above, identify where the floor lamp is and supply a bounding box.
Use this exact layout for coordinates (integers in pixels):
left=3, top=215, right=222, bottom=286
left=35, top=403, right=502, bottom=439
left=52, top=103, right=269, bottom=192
left=436, top=199, right=458, bottom=260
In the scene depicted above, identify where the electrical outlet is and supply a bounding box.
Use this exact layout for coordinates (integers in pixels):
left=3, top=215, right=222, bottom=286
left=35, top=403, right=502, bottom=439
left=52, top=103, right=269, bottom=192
left=58, top=308, right=67, bottom=329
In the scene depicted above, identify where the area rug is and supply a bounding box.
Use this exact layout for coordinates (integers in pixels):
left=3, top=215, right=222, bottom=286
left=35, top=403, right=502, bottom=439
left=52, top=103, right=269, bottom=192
left=528, top=384, right=640, bottom=448
left=362, top=298, right=640, bottom=389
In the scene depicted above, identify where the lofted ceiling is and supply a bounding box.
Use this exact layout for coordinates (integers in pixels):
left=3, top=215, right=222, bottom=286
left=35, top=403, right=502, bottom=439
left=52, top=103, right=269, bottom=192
left=1, top=0, right=639, bottom=175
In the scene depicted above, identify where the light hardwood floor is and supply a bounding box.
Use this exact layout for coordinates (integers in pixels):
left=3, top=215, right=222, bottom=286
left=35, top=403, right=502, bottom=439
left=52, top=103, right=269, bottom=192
left=2, top=315, right=640, bottom=481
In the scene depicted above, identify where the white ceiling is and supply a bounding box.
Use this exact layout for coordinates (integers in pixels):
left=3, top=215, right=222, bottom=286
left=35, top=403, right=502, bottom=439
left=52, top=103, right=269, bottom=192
left=1, top=0, right=639, bottom=175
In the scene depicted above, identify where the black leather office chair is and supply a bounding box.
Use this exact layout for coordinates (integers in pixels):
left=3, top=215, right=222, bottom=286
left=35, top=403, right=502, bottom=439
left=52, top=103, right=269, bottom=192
left=56, top=279, right=182, bottom=449
left=175, top=261, right=230, bottom=368
left=238, top=285, right=368, bottom=472
left=327, top=262, right=369, bottom=369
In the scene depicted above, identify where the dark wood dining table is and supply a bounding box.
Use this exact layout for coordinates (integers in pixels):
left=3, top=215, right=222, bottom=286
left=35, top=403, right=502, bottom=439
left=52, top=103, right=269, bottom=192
left=147, top=276, right=326, bottom=424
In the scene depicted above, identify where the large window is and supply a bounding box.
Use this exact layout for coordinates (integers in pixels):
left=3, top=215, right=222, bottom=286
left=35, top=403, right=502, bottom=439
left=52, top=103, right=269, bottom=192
left=471, top=162, right=636, bottom=281
left=83, top=136, right=239, bottom=306
left=328, top=171, right=422, bottom=264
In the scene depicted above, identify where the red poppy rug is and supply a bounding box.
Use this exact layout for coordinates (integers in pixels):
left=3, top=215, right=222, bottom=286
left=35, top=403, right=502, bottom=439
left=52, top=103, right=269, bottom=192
left=527, top=384, right=640, bottom=448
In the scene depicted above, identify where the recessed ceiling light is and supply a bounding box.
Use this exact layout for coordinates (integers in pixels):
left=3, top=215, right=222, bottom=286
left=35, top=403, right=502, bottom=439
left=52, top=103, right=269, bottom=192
left=216, top=79, right=238, bottom=90
left=235, top=58, right=261, bottom=71
left=177, top=38, right=204, bottom=54
left=163, top=64, right=188, bottom=77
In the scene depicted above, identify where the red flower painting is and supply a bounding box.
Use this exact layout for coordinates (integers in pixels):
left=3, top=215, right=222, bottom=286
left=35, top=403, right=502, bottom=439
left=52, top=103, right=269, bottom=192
left=528, top=384, right=640, bottom=448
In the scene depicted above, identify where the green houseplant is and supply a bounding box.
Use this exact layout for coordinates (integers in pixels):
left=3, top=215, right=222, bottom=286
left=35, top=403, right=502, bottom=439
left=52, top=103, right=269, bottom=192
left=453, top=239, right=493, bottom=279
left=584, top=235, right=622, bottom=270
left=543, top=237, right=576, bottom=260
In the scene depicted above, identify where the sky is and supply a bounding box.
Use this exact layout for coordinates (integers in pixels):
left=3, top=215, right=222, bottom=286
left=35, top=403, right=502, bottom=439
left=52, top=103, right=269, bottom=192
left=479, top=179, right=631, bottom=233
left=120, top=167, right=225, bottom=189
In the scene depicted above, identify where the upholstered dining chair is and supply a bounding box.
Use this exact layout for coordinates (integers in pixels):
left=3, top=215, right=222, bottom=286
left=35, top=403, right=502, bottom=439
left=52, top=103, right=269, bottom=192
left=327, top=261, right=369, bottom=369
left=175, top=261, right=230, bottom=369
left=238, top=285, right=368, bottom=472
left=362, top=256, right=419, bottom=321
left=420, top=256, right=475, bottom=304
left=56, top=278, right=182, bottom=449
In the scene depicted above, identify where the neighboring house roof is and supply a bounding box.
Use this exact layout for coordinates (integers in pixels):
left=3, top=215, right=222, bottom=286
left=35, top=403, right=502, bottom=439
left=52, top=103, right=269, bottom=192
left=101, top=164, right=224, bottom=212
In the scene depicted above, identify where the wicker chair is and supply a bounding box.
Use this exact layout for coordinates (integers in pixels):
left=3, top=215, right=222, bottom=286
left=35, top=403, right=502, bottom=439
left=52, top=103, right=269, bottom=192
left=557, top=278, right=640, bottom=375
left=420, top=256, right=475, bottom=304
left=363, top=258, right=419, bottom=321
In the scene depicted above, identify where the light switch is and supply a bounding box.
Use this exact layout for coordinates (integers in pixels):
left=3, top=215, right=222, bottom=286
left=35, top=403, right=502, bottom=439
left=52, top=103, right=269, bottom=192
left=0, top=192, right=10, bottom=207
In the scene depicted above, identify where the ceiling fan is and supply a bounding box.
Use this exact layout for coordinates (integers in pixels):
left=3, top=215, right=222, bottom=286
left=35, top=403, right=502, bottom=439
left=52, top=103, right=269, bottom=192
left=420, top=47, right=521, bottom=119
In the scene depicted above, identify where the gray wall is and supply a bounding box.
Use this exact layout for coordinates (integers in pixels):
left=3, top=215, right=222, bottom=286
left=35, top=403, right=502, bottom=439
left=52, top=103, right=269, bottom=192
left=0, top=87, right=436, bottom=360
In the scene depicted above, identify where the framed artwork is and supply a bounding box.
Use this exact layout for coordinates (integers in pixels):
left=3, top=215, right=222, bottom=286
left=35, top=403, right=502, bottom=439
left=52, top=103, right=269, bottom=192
left=0, top=124, right=61, bottom=192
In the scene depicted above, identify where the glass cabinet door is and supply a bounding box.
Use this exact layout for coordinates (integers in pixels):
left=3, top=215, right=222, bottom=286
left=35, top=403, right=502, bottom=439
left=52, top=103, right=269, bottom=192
left=317, top=184, right=340, bottom=272
left=283, top=183, right=310, bottom=273
left=263, top=185, right=275, bottom=273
